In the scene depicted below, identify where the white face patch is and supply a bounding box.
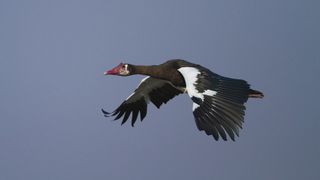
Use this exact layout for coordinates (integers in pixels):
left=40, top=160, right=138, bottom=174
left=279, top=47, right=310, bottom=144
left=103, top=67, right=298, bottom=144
left=120, top=64, right=130, bottom=75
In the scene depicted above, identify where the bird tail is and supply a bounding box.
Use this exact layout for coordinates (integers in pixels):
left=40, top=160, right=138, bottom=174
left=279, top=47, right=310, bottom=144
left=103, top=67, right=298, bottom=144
left=248, top=89, right=264, bottom=98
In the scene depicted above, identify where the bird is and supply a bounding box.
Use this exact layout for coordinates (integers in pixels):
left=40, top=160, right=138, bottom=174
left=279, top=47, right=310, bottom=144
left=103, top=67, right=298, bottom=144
left=102, top=59, right=263, bottom=141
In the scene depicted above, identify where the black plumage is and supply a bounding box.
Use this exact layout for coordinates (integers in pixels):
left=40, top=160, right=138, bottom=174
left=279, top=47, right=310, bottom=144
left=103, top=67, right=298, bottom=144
left=102, top=77, right=183, bottom=126
left=102, top=59, right=263, bottom=140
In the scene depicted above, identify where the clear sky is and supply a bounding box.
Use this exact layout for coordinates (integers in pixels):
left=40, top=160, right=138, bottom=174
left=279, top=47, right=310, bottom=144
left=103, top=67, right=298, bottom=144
left=1, top=0, right=319, bottom=180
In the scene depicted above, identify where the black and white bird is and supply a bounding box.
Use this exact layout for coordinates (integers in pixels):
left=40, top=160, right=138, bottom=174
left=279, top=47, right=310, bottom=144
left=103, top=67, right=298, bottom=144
left=102, top=59, right=263, bottom=141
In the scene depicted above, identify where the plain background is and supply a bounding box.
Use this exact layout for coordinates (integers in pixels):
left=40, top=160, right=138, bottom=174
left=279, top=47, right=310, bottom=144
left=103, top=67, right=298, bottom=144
left=1, top=0, right=319, bottom=180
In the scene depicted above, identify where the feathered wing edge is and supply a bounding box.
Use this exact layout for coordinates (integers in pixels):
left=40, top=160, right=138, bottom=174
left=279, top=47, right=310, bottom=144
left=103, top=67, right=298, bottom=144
left=102, top=77, right=183, bottom=127
left=179, top=66, right=252, bottom=141
left=102, top=98, right=147, bottom=127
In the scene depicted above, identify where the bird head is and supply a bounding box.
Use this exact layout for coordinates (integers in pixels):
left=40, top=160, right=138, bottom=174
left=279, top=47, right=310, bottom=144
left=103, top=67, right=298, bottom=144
left=104, top=63, right=131, bottom=76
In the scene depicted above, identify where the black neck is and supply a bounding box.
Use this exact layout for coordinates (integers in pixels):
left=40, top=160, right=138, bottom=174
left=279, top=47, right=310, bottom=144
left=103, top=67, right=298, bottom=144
left=130, top=65, right=160, bottom=76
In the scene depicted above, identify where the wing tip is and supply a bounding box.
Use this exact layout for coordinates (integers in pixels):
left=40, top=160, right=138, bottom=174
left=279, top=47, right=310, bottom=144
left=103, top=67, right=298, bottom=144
left=248, top=89, right=264, bottom=98
left=101, top=108, right=111, bottom=117
left=211, top=134, right=237, bottom=141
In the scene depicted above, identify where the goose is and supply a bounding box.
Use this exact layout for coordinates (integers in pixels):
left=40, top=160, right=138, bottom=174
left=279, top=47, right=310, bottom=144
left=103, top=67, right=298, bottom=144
left=102, top=59, right=263, bottom=141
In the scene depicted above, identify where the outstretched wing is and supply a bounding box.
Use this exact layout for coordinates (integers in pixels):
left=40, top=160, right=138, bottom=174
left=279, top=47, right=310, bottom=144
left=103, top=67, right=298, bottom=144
left=178, top=66, right=251, bottom=141
left=102, top=77, right=183, bottom=126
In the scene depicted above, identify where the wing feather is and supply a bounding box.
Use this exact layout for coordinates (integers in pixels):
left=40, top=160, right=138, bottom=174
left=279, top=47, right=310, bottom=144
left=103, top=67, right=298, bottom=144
left=178, top=66, right=251, bottom=141
left=102, top=77, right=183, bottom=126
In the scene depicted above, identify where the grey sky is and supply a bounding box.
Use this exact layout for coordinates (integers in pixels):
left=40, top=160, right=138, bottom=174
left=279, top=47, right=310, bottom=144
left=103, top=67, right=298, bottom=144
left=1, top=0, right=319, bottom=180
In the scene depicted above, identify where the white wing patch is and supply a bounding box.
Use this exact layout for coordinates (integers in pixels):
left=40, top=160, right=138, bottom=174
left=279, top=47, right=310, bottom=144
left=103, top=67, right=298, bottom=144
left=178, top=67, right=201, bottom=99
left=125, top=92, right=135, bottom=101
left=178, top=67, right=217, bottom=109
left=192, top=103, right=200, bottom=111
left=203, top=89, right=217, bottom=97
left=137, top=76, right=150, bottom=87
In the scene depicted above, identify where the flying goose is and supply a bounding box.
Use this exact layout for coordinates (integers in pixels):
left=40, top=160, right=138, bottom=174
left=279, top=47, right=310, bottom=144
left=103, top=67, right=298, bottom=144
left=102, top=59, right=263, bottom=141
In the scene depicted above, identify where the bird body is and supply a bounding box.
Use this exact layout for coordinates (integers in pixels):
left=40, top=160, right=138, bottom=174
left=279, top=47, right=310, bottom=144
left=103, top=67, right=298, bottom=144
left=102, top=59, right=263, bottom=141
